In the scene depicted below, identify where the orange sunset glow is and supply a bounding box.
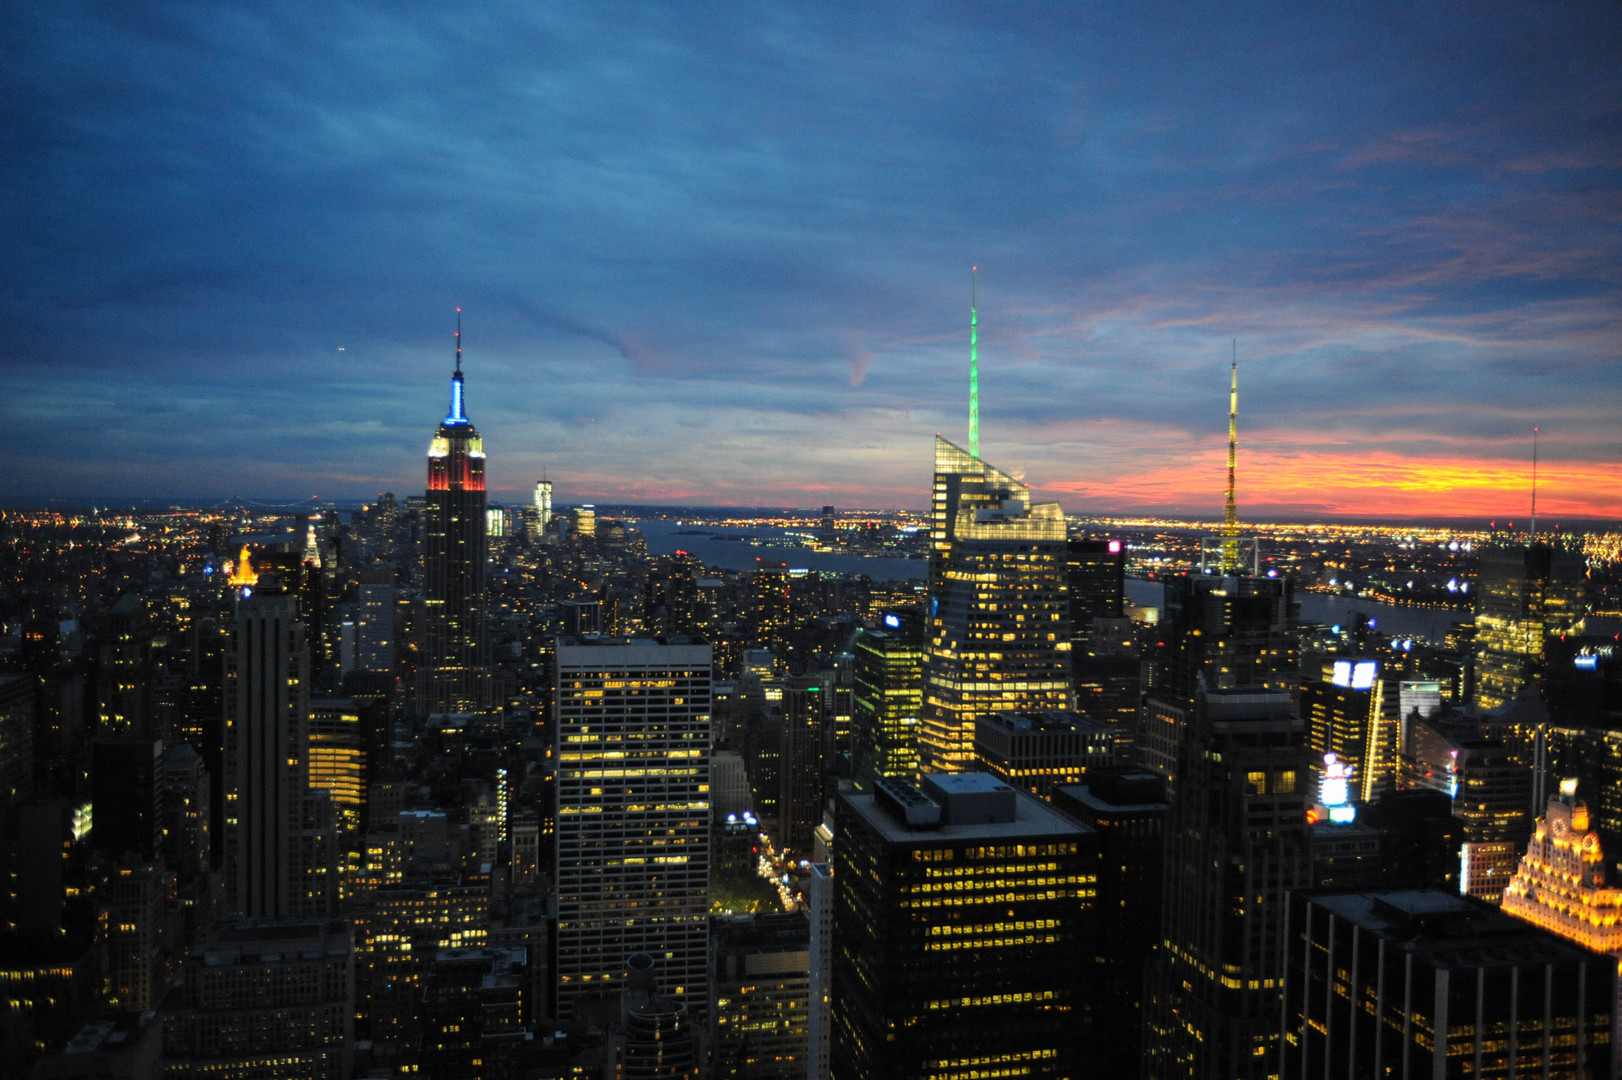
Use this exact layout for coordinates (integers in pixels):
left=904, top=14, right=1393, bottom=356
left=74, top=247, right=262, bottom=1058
left=1050, top=448, right=1622, bottom=521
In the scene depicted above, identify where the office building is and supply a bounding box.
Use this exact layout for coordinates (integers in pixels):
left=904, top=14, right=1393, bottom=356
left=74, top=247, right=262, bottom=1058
left=1051, top=771, right=1168, bottom=1078
left=778, top=677, right=828, bottom=855
left=417, top=946, right=531, bottom=1079
left=615, top=953, right=700, bottom=1080
left=831, top=773, right=1096, bottom=1080
left=807, top=863, right=833, bottom=1080
left=162, top=917, right=354, bottom=1079
left=353, top=578, right=395, bottom=674
left=420, top=325, right=492, bottom=714
left=921, top=436, right=1071, bottom=772
left=1501, top=781, right=1622, bottom=954
left=1402, top=715, right=1531, bottom=902
left=974, top=709, right=1119, bottom=798
left=553, top=638, right=712, bottom=1020
left=162, top=743, right=211, bottom=882
left=1140, top=572, right=1297, bottom=789
left=223, top=576, right=335, bottom=919
left=534, top=478, right=553, bottom=535
left=1304, top=659, right=1398, bottom=803
left=1283, top=889, right=1617, bottom=1079
left=709, top=912, right=811, bottom=1079
left=849, top=617, right=924, bottom=792
left=91, top=736, right=163, bottom=860
left=1473, top=544, right=1586, bottom=713
left=1143, top=688, right=1312, bottom=1080
left=0, top=673, right=34, bottom=806
left=353, top=871, right=490, bottom=1045
left=99, top=860, right=168, bottom=1012
left=1065, top=538, right=1125, bottom=624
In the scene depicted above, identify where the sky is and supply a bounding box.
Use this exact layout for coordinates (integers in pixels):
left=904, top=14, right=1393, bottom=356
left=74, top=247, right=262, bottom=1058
left=4, top=3, right=1620, bottom=521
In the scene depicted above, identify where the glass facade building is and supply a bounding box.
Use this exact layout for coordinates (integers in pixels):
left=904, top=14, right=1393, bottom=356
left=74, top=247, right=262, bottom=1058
left=922, top=436, right=1071, bottom=773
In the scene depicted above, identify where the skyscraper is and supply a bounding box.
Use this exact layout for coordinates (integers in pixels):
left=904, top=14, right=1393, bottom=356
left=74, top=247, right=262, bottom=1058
left=1304, top=658, right=1398, bottom=804
left=223, top=576, right=323, bottom=919
left=1143, top=687, right=1312, bottom=1079
left=553, top=637, right=712, bottom=1020
left=921, top=436, right=1071, bottom=772
left=1140, top=571, right=1298, bottom=788
left=849, top=616, right=924, bottom=791
left=1473, top=543, right=1585, bottom=713
left=1283, top=889, right=1618, bottom=1079
left=830, top=773, right=1096, bottom=1079
left=420, top=315, right=491, bottom=715
left=1500, top=780, right=1622, bottom=954
left=534, top=478, right=553, bottom=534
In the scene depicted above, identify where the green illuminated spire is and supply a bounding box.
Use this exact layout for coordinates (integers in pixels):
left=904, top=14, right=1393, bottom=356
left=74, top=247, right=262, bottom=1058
left=969, top=266, right=980, bottom=458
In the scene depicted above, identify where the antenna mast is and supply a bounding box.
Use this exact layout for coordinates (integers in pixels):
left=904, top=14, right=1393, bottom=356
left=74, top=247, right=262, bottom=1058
left=1530, top=426, right=1538, bottom=544
left=969, top=266, right=980, bottom=458
left=1221, top=342, right=1240, bottom=574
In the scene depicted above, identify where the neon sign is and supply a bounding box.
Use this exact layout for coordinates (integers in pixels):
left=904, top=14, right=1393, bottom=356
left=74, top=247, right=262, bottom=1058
left=1320, top=752, right=1356, bottom=824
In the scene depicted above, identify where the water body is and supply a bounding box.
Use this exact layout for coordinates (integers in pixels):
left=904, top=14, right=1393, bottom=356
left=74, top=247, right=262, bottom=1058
left=1125, top=579, right=1467, bottom=642
left=638, top=520, right=926, bottom=582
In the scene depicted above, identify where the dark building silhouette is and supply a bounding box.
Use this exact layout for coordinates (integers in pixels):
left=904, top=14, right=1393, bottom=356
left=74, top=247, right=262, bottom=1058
left=1143, top=688, right=1312, bottom=1080
left=1052, top=771, right=1168, bottom=1077
left=420, top=324, right=492, bottom=714
left=91, top=736, right=162, bottom=860
left=1283, top=889, right=1617, bottom=1079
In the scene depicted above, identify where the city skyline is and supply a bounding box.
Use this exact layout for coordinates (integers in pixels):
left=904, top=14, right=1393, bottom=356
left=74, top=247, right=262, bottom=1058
left=5, top=4, right=1620, bottom=518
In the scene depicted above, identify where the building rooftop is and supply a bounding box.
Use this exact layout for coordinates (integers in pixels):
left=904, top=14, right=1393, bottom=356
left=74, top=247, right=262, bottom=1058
left=1307, top=889, right=1607, bottom=970
left=845, top=773, right=1087, bottom=844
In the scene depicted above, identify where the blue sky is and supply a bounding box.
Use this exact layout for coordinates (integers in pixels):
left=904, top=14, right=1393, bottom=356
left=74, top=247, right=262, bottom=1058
left=4, top=3, right=1620, bottom=517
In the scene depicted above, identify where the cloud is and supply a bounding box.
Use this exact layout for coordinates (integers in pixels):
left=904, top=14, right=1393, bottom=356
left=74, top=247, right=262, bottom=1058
left=1, top=2, right=1620, bottom=517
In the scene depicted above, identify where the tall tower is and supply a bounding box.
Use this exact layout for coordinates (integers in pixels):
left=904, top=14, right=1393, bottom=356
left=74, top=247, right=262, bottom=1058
left=421, top=311, right=492, bottom=714
left=534, top=477, right=553, bottom=533
left=1143, top=688, right=1311, bottom=1079
left=968, top=266, right=980, bottom=458
left=1221, top=347, right=1241, bottom=575
left=223, top=571, right=334, bottom=919
left=922, top=436, right=1071, bottom=772
left=553, top=637, right=712, bottom=1021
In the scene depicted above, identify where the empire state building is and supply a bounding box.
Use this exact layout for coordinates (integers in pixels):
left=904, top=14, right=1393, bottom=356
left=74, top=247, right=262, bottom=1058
left=420, top=316, right=492, bottom=714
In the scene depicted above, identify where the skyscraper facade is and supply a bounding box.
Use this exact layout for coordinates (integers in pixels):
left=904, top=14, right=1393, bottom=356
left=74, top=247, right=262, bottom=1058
left=1473, top=544, right=1585, bottom=713
left=1283, top=889, right=1617, bottom=1079
left=830, top=773, right=1095, bottom=1080
left=223, top=581, right=315, bottom=919
left=922, top=436, right=1071, bottom=772
left=1304, top=659, right=1398, bottom=804
left=553, top=637, right=712, bottom=1020
left=1143, top=688, right=1312, bottom=1080
left=421, top=329, right=491, bottom=715
left=849, top=618, right=924, bottom=791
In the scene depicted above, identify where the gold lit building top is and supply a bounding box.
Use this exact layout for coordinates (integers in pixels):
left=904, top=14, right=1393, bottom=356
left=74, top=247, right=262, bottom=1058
left=226, top=544, right=258, bottom=589
left=1500, top=779, right=1622, bottom=956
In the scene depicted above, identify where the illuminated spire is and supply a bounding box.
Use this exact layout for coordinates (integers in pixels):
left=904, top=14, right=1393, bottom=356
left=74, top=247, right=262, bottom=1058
left=969, top=266, right=980, bottom=458
left=446, top=307, right=468, bottom=425
left=1221, top=343, right=1240, bottom=574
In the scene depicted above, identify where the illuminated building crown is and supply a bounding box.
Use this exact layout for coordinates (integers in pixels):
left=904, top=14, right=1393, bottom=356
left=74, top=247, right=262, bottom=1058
left=1500, top=780, right=1622, bottom=954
